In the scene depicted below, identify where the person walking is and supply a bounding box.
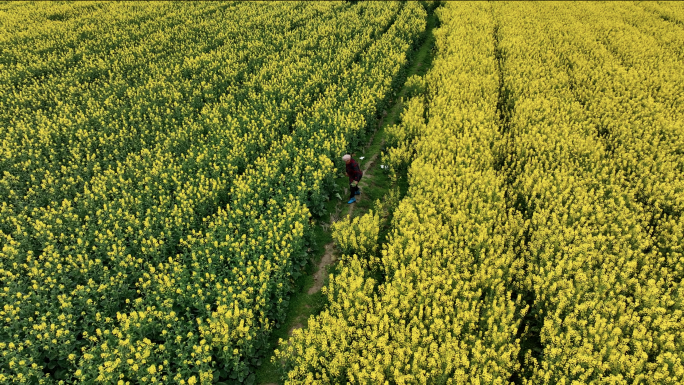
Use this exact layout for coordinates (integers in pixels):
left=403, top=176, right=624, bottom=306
left=343, top=154, right=362, bottom=204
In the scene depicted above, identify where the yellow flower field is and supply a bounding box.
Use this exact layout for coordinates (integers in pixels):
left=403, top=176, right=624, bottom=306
left=0, top=1, right=426, bottom=383
left=277, top=1, right=683, bottom=384
left=2, top=1, right=682, bottom=384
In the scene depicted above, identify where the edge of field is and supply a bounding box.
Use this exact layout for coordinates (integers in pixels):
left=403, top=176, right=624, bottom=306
left=254, top=4, right=440, bottom=384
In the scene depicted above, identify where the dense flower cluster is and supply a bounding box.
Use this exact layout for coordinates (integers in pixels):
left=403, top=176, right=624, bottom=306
left=0, top=1, right=426, bottom=383
left=495, top=2, right=683, bottom=382
left=276, top=1, right=683, bottom=383
left=332, top=210, right=381, bottom=270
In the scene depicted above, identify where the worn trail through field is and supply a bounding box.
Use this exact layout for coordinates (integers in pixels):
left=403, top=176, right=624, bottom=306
left=256, top=5, right=440, bottom=382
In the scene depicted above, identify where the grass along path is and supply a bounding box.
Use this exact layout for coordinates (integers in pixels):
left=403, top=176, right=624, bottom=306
left=254, top=4, right=439, bottom=383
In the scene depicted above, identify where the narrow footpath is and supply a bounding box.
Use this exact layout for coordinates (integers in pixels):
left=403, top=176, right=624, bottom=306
left=255, top=5, right=439, bottom=383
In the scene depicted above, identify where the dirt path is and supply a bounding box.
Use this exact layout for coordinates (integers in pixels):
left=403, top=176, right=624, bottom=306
left=257, top=6, right=440, bottom=383
left=280, top=244, right=337, bottom=339
left=347, top=144, right=382, bottom=219
left=308, top=243, right=336, bottom=295
left=361, top=147, right=380, bottom=175
left=303, top=139, right=381, bottom=299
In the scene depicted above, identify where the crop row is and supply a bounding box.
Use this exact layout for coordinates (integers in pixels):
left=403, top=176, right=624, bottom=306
left=276, top=1, right=683, bottom=383
left=1, top=1, right=347, bottom=211
left=0, top=2, right=427, bottom=383
left=491, top=2, right=682, bottom=382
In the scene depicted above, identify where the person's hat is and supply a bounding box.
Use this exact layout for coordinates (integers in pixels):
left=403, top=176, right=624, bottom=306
left=342, top=154, right=351, bottom=162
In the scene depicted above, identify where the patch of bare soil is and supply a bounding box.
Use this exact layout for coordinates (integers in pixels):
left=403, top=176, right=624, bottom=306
left=308, top=243, right=335, bottom=295
left=362, top=151, right=378, bottom=174
left=287, top=322, right=303, bottom=337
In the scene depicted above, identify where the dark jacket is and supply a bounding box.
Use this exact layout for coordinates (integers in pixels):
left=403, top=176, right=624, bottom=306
left=346, top=159, right=363, bottom=183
